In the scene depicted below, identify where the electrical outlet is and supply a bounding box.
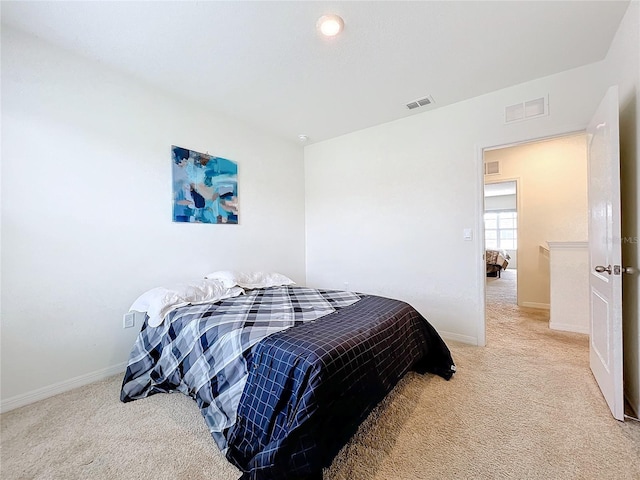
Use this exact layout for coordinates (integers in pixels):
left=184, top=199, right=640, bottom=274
left=123, top=312, right=135, bottom=329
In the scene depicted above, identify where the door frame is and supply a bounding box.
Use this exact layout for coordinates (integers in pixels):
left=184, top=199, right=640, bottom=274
left=475, top=128, right=586, bottom=346
left=483, top=176, right=521, bottom=301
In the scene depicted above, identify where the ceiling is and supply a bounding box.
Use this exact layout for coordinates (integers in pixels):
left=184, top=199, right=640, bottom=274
left=1, top=1, right=630, bottom=145
left=485, top=181, right=517, bottom=198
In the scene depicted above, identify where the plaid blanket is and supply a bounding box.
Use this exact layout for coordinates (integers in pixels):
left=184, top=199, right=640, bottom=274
left=120, top=286, right=361, bottom=451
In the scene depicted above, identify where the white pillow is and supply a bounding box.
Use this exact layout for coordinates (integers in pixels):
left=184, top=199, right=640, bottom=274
left=202, top=270, right=241, bottom=289
left=204, top=271, right=295, bottom=289
left=129, top=279, right=244, bottom=327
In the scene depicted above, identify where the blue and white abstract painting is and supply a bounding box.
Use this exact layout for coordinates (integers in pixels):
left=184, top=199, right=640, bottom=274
left=172, top=145, right=239, bottom=224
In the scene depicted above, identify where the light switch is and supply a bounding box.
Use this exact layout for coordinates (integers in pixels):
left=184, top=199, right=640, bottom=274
left=463, top=228, right=473, bottom=241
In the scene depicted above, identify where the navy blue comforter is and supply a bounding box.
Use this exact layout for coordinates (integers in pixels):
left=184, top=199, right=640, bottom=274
left=226, top=294, right=455, bottom=479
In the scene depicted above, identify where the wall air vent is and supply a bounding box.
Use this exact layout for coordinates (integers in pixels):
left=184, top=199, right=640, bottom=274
left=484, top=161, right=500, bottom=176
left=406, top=95, right=434, bottom=110
left=505, top=95, right=549, bottom=123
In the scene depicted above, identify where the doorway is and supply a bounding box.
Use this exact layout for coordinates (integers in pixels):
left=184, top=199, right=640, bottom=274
left=480, top=132, right=589, bottom=340
left=484, top=180, right=518, bottom=307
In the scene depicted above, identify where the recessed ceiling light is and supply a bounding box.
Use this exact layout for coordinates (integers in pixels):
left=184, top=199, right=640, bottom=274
left=317, top=14, right=344, bottom=37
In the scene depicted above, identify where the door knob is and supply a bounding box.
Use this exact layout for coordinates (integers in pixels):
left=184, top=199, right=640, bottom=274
left=622, top=266, right=637, bottom=275
left=595, top=265, right=612, bottom=274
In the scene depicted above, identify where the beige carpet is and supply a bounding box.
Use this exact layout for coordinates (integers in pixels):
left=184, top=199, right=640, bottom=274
left=2, top=276, right=640, bottom=479
left=486, top=267, right=517, bottom=306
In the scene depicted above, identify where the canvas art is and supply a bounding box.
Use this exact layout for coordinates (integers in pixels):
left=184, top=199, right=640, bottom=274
left=172, top=145, right=238, bottom=224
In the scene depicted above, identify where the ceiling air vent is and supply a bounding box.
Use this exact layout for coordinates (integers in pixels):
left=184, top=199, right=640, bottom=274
left=484, top=161, right=500, bottom=176
left=406, top=95, right=434, bottom=110
left=505, top=95, right=548, bottom=123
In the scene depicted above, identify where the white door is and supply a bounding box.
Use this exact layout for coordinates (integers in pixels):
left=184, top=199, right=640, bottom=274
left=587, top=85, right=624, bottom=421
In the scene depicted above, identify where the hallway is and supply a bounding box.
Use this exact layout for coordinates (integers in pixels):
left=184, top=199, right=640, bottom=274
left=485, top=266, right=556, bottom=341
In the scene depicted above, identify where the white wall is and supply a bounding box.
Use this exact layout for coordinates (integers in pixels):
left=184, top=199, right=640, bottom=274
left=0, top=28, right=306, bottom=408
left=484, top=134, right=588, bottom=308
left=604, top=0, right=640, bottom=417
left=548, top=242, right=590, bottom=334
left=305, top=56, right=607, bottom=346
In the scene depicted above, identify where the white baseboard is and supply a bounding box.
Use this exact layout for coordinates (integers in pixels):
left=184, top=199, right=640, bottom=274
left=0, top=362, right=128, bottom=414
left=549, top=322, right=589, bottom=335
left=440, top=330, right=478, bottom=345
left=520, top=302, right=550, bottom=310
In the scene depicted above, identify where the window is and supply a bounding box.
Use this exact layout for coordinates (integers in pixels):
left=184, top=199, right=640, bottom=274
left=484, top=211, right=517, bottom=250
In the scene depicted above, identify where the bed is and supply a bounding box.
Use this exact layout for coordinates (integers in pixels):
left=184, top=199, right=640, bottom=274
left=120, top=273, right=455, bottom=480
left=486, top=249, right=510, bottom=277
